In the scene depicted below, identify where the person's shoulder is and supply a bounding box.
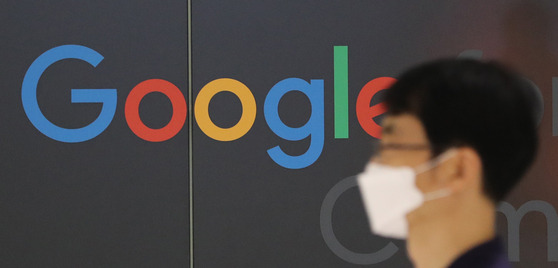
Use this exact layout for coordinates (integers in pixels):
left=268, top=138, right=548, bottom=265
left=448, top=237, right=511, bottom=268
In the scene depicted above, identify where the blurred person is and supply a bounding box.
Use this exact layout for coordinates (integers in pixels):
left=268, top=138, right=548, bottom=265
left=358, top=59, right=538, bottom=268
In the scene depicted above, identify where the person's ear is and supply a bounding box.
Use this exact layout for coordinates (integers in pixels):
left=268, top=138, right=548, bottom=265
left=447, top=147, right=483, bottom=193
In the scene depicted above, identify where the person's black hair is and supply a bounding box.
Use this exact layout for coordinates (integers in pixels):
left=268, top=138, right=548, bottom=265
left=384, top=58, right=538, bottom=202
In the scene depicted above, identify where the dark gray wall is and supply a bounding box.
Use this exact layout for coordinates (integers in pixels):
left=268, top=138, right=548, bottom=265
left=3, top=0, right=558, bottom=267
left=2, top=1, right=189, bottom=267
left=192, top=1, right=558, bottom=267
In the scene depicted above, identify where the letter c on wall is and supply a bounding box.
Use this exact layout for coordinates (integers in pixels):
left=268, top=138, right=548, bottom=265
left=321, top=176, right=399, bottom=264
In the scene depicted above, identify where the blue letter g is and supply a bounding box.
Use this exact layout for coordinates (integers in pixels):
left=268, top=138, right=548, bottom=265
left=22, top=45, right=117, bottom=142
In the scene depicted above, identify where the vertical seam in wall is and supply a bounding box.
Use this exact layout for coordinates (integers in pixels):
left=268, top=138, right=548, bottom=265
left=187, top=0, right=194, bottom=267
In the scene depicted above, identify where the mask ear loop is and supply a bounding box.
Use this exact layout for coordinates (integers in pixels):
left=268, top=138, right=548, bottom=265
left=413, top=149, right=458, bottom=201
left=413, top=149, right=458, bottom=174
left=423, top=188, right=452, bottom=201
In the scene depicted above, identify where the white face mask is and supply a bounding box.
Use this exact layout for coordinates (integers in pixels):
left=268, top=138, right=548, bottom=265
left=357, top=149, right=456, bottom=240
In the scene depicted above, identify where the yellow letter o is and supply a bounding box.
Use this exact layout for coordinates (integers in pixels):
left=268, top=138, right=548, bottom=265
left=194, top=78, right=257, bottom=141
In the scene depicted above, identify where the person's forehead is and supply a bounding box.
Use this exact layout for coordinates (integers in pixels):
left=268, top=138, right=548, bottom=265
left=381, top=114, right=429, bottom=143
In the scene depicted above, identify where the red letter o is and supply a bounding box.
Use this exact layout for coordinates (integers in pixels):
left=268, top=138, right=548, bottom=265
left=125, top=79, right=187, bottom=142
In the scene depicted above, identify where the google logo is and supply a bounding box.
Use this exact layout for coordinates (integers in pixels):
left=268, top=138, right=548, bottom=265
left=23, top=45, right=394, bottom=169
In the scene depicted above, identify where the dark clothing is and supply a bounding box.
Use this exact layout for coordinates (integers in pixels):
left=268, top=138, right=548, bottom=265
left=448, top=237, right=511, bottom=268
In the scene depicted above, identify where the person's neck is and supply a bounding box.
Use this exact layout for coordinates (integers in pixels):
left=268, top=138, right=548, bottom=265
left=406, top=196, right=496, bottom=268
